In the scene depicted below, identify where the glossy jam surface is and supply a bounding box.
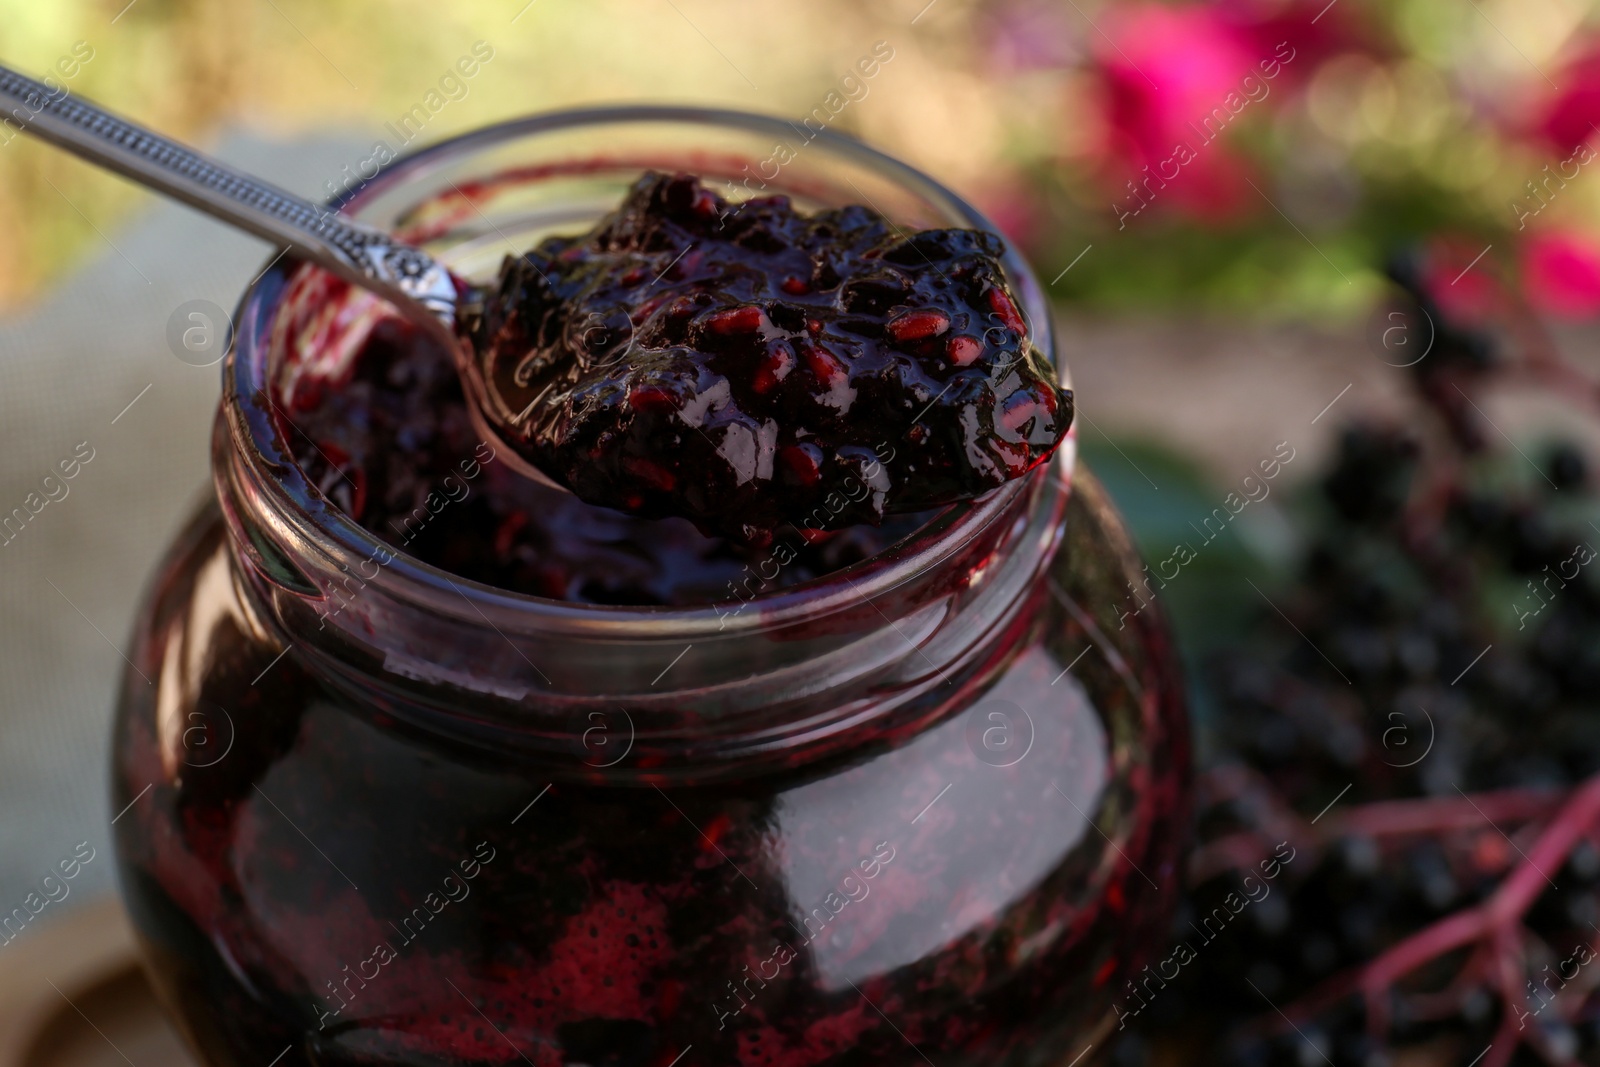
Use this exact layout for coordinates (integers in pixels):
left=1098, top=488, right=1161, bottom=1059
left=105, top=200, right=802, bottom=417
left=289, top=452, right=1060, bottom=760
left=112, top=475, right=1187, bottom=1067
left=274, top=293, right=916, bottom=605
left=463, top=173, right=1074, bottom=540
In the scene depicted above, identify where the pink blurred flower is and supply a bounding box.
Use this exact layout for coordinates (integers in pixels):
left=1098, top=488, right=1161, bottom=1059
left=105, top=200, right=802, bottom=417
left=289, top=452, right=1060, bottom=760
left=1532, top=46, right=1600, bottom=155
left=1096, top=2, right=1257, bottom=217
left=1521, top=230, right=1600, bottom=319
left=1091, top=0, right=1360, bottom=222
left=1420, top=239, right=1504, bottom=326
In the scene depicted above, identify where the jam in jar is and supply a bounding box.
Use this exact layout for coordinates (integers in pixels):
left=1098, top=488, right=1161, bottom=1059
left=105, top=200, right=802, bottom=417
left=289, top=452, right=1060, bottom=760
left=111, top=108, right=1189, bottom=1067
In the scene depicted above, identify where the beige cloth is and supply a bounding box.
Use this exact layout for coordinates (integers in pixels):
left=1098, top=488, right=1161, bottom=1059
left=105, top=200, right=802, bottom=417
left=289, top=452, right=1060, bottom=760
left=0, top=131, right=366, bottom=924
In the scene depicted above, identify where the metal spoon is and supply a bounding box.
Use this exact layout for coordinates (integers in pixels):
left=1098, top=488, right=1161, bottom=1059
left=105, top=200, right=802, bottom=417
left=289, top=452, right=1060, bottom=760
left=0, top=62, right=565, bottom=489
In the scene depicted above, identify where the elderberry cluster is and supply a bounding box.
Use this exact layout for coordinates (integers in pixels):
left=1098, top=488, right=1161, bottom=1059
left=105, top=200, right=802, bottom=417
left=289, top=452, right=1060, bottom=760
left=1115, top=257, right=1600, bottom=1067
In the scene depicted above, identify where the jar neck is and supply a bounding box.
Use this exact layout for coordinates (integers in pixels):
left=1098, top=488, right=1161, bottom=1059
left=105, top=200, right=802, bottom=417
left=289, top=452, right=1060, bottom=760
left=215, top=280, right=1071, bottom=777
left=211, top=105, right=1074, bottom=779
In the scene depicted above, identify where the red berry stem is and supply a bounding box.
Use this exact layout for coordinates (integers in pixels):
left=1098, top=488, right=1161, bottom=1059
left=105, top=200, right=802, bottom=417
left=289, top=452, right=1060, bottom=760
left=1244, top=771, right=1600, bottom=1064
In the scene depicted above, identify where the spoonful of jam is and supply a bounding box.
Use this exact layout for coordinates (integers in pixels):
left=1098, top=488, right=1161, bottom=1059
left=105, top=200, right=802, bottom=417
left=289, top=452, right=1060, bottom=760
left=0, top=64, right=1072, bottom=540
left=462, top=172, right=1073, bottom=542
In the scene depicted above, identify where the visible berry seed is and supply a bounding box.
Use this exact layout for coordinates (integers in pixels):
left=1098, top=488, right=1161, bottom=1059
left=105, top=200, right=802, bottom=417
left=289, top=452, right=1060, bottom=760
left=662, top=295, right=699, bottom=322
left=886, top=309, right=951, bottom=344
left=633, top=293, right=673, bottom=322
left=802, top=344, right=848, bottom=389
left=752, top=343, right=795, bottom=395
left=781, top=276, right=811, bottom=295
left=987, top=288, right=1027, bottom=340
left=779, top=444, right=824, bottom=486
left=691, top=189, right=719, bottom=219
left=946, top=335, right=983, bottom=366
left=703, top=305, right=764, bottom=334
left=700, top=813, right=731, bottom=850
left=628, top=386, right=680, bottom=415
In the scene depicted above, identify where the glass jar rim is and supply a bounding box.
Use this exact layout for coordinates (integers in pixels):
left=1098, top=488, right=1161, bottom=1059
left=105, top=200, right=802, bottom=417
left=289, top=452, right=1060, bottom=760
left=224, top=104, right=1074, bottom=645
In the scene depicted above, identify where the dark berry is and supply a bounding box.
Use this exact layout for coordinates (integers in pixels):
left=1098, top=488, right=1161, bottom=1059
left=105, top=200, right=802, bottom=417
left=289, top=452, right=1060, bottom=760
left=1546, top=442, right=1587, bottom=489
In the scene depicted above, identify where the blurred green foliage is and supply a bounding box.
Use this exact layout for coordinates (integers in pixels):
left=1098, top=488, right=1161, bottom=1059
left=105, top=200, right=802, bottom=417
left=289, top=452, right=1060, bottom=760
left=3, top=0, right=1600, bottom=321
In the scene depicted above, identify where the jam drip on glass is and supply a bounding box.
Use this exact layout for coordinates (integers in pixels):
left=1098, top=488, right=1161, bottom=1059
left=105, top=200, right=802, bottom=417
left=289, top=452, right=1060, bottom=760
left=461, top=172, right=1074, bottom=542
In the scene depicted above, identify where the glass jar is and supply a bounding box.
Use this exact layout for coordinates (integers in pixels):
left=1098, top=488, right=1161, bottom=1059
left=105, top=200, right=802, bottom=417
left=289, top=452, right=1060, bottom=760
left=111, top=107, right=1189, bottom=1067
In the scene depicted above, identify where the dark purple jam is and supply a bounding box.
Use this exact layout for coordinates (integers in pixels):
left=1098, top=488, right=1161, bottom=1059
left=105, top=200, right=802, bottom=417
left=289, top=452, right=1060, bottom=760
left=461, top=173, right=1073, bottom=542
left=275, top=303, right=919, bottom=606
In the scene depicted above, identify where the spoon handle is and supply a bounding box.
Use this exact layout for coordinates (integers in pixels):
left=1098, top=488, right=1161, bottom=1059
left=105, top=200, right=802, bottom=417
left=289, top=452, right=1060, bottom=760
left=0, top=63, right=455, bottom=320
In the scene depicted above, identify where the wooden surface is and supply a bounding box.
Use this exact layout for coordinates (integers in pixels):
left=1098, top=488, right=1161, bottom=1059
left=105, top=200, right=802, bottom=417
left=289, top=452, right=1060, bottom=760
left=0, top=896, right=195, bottom=1067
left=4, top=900, right=1111, bottom=1066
